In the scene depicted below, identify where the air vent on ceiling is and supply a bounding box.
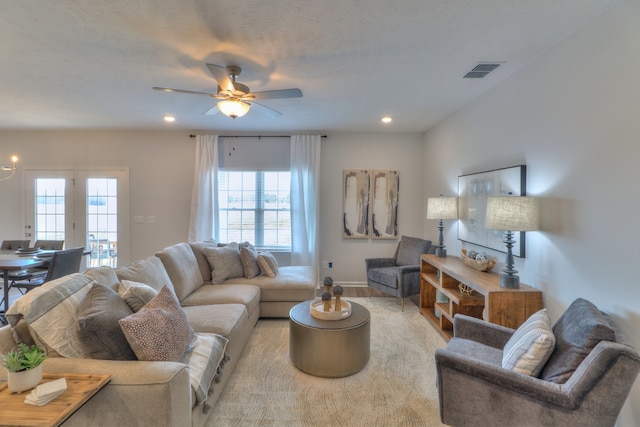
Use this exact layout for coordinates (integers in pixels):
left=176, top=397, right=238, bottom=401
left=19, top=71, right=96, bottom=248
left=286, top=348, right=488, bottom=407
left=463, top=63, right=501, bottom=79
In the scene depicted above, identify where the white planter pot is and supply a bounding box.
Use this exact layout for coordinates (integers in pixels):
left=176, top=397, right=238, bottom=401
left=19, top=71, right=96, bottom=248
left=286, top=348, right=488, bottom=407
left=7, top=364, right=43, bottom=393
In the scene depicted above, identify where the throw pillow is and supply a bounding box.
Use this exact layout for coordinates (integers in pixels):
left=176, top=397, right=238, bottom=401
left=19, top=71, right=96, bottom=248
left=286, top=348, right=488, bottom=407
left=540, top=298, right=615, bottom=383
left=182, top=333, right=229, bottom=407
left=257, top=251, right=278, bottom=278
left=502, top=309, right=555, bottom=377
left=239, top=245, right=261, bottom=279
left=117, top=280, right=159, bottom=312
left=76, top=283, right=137, bottom=360
left=119, top=286, right=195, bottom=362
left=5, top=273, right=95, bottom=358
left=202, top=242, right=244, bottom=284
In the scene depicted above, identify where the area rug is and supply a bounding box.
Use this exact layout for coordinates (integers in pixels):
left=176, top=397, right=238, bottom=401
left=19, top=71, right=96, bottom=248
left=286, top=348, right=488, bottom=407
left=208, top=297, right=448, bottom=426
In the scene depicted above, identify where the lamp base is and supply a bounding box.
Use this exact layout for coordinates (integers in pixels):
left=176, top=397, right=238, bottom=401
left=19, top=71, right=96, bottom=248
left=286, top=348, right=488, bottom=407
left=435, top=247, right=447, bottom=258
left=500, top=274, right=520, bottom=289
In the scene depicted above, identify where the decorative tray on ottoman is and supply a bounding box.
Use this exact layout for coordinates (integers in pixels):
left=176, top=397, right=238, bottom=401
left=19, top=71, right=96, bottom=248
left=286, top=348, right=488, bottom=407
left=310, top=298, right=352, bottom=320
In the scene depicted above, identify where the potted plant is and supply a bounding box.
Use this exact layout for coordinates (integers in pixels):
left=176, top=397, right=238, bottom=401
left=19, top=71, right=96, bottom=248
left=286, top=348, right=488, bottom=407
left=2, top=343, right=47, bottom=393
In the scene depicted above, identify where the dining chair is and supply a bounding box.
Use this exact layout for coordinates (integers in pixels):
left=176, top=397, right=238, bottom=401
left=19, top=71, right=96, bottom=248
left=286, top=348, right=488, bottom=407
left=10, top=247, right=84, bottom=294
left=1, top=240, right=31, bottom=250
left=33, top=240, right=64, bottom=250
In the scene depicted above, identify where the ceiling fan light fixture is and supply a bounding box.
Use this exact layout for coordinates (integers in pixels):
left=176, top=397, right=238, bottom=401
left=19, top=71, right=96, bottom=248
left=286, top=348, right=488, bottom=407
left=217, top=100, right=251, bottom=119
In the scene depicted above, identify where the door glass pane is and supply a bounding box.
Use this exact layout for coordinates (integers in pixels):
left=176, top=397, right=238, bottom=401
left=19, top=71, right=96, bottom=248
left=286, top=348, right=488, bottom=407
left=35, top=179, right=66, bottom=241
left=87, top=178, right=118, bottom=267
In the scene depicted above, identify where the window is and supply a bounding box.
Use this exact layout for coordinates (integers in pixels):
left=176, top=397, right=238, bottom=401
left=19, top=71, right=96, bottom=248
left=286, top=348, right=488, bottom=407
left=218, top=171, right=291, bottom=250
left=34, top=178, right=67, bottom=241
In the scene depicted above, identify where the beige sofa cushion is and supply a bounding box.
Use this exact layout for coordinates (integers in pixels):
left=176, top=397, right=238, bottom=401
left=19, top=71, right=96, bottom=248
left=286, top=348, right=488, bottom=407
left=224, top=266, right=316, bottom=302
left=180, top=284, right=260, bottom=318
left=189, top=241, right=218, bottom=284
left=115, top=256, right=176, bottom=295
left=156, top=242, right=204, bottom=301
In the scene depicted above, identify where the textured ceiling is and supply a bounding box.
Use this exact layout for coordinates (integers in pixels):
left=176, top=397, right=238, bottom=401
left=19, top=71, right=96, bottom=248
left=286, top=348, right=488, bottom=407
left=0, top=0, right=621, bottom=133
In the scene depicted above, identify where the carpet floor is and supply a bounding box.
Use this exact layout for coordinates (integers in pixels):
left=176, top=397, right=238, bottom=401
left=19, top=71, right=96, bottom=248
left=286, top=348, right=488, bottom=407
left=208, top=297, right=448, bottom=426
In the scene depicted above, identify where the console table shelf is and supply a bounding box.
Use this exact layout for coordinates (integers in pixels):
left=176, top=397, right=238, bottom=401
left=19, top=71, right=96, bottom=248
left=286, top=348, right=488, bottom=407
left=420, top=254, right=542, bottom=340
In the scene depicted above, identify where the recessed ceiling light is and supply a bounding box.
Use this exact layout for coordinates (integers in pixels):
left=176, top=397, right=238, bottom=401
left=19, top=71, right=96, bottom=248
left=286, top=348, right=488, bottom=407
left=381, top=116, right=392, bottom=124
left=163, top=115, right=175, bottom=122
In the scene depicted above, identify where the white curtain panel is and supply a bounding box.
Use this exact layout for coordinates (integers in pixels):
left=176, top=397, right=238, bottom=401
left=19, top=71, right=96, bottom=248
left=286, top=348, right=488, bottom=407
left=290, top=135, right=321, bottom=268
left=188, top=135, right=219, bottom=242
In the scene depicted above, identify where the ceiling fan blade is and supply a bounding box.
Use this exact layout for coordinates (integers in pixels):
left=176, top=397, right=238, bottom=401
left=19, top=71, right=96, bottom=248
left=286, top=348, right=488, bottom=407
left=203, top=104, right=220, bottom=115
left=247, top=101, right=283, bottom=118
left=251, top=88, right=303, bottom=100
left=152, top=87, right=218, bottom=97
left=206, top=64, right=235, bottom=92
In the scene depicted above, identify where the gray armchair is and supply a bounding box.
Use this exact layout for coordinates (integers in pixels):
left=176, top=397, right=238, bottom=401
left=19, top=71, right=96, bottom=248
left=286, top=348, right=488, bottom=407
left=435, top=298, right=640, bottom=427
left=365, top=235, right=433, bottom=311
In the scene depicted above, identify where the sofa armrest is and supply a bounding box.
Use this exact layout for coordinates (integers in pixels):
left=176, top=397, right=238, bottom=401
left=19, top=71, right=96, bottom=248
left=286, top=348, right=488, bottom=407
left=453, top=314, right=514, bottom=349
left=435, top=348, right=577, bottom=409
left=30, top=358, right=193, bottom=427
left=365, top=258, right=396, bottom=270
left=396, top=264, right=419, bottom=275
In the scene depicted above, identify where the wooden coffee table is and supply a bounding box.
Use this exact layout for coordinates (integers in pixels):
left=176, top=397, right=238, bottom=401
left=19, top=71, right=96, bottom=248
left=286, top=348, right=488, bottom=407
left=0, top=373, right=110, bottom=426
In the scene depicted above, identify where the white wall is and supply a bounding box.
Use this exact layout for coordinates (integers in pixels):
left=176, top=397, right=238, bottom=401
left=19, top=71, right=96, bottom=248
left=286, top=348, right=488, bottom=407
left=0, top=131, right=428, bottom=278
left=319, top=132, right=427, bottom=284
left=422, top=1, right=640, bottom=424
left=0, top=131, right=195, bottom=262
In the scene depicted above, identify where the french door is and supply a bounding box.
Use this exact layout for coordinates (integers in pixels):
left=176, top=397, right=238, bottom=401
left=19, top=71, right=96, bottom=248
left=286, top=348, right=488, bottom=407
left=24, top=169, right=130, bottom=268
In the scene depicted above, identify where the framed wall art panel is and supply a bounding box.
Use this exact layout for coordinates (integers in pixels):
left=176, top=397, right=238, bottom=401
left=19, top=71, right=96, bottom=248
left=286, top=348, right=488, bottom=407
left=342, top=169, right=370, bottom=238
left=371, top=170, right=399, bottom=239
left=458, top=165, right=526, bottom=256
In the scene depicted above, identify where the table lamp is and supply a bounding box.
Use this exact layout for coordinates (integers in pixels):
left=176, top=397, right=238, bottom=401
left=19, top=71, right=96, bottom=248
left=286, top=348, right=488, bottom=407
left=426, top=195, right=458, bottom=257
left=485, top=194, right=539, bottom=288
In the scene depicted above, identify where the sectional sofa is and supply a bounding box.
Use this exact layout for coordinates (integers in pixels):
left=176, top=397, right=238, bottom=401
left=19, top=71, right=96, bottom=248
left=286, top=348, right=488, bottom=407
left=0, top=241, right=317, bottom=426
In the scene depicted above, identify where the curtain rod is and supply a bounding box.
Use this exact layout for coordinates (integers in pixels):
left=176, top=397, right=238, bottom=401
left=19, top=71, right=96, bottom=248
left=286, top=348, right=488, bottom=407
left=189, top=134, right=327, bottom=138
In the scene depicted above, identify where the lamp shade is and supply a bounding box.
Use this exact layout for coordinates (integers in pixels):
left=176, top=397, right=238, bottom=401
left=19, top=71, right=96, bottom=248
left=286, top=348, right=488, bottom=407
left=426, top=197, right=458, bottom=220
left=485, top=196, right=539, bottom=231
left=217, top=100, right=251, bottom=118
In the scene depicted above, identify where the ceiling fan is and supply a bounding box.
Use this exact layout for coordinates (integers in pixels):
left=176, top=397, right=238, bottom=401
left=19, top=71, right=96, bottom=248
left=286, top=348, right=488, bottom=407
left=153, top=64, right=303, bottom=119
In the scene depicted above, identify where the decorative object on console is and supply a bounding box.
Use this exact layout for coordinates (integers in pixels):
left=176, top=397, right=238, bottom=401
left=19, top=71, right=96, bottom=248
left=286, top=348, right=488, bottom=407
left=426, top=195, right=458, bottom=257
left=458, top=283, right=474, bottom=295
left=0, top=155, right=18, bottom=181
left=460, top=249, right=496, bottom=272
left=485, top=194, right=539, bottom=288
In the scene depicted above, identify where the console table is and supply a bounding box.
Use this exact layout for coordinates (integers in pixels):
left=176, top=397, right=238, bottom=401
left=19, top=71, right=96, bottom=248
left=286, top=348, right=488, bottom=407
left=419, top=254, right=542, bottom=340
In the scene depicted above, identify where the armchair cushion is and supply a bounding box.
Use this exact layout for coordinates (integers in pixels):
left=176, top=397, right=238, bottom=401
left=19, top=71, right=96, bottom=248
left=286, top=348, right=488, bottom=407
left=541, top=298, right=615, bottom=384
left=502, top=309, right=555, bottom=377
left=367, top=267, right=401, bottom=290
left=395, top=235, right=432, bottom=266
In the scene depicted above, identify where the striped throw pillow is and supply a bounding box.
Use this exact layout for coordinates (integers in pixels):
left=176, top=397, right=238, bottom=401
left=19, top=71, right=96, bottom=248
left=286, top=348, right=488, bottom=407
left=502, top=309, right=556, bottom=377
left=257, top=251, right=278, bottom=278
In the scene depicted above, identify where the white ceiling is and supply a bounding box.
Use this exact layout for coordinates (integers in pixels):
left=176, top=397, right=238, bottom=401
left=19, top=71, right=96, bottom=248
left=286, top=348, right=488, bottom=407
left=0, top=0, right=621, bottom=133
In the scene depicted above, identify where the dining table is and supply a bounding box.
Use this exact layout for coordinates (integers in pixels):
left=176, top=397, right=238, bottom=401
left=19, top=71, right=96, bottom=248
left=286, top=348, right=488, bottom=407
left=0, top=250, right=48, bottom=318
